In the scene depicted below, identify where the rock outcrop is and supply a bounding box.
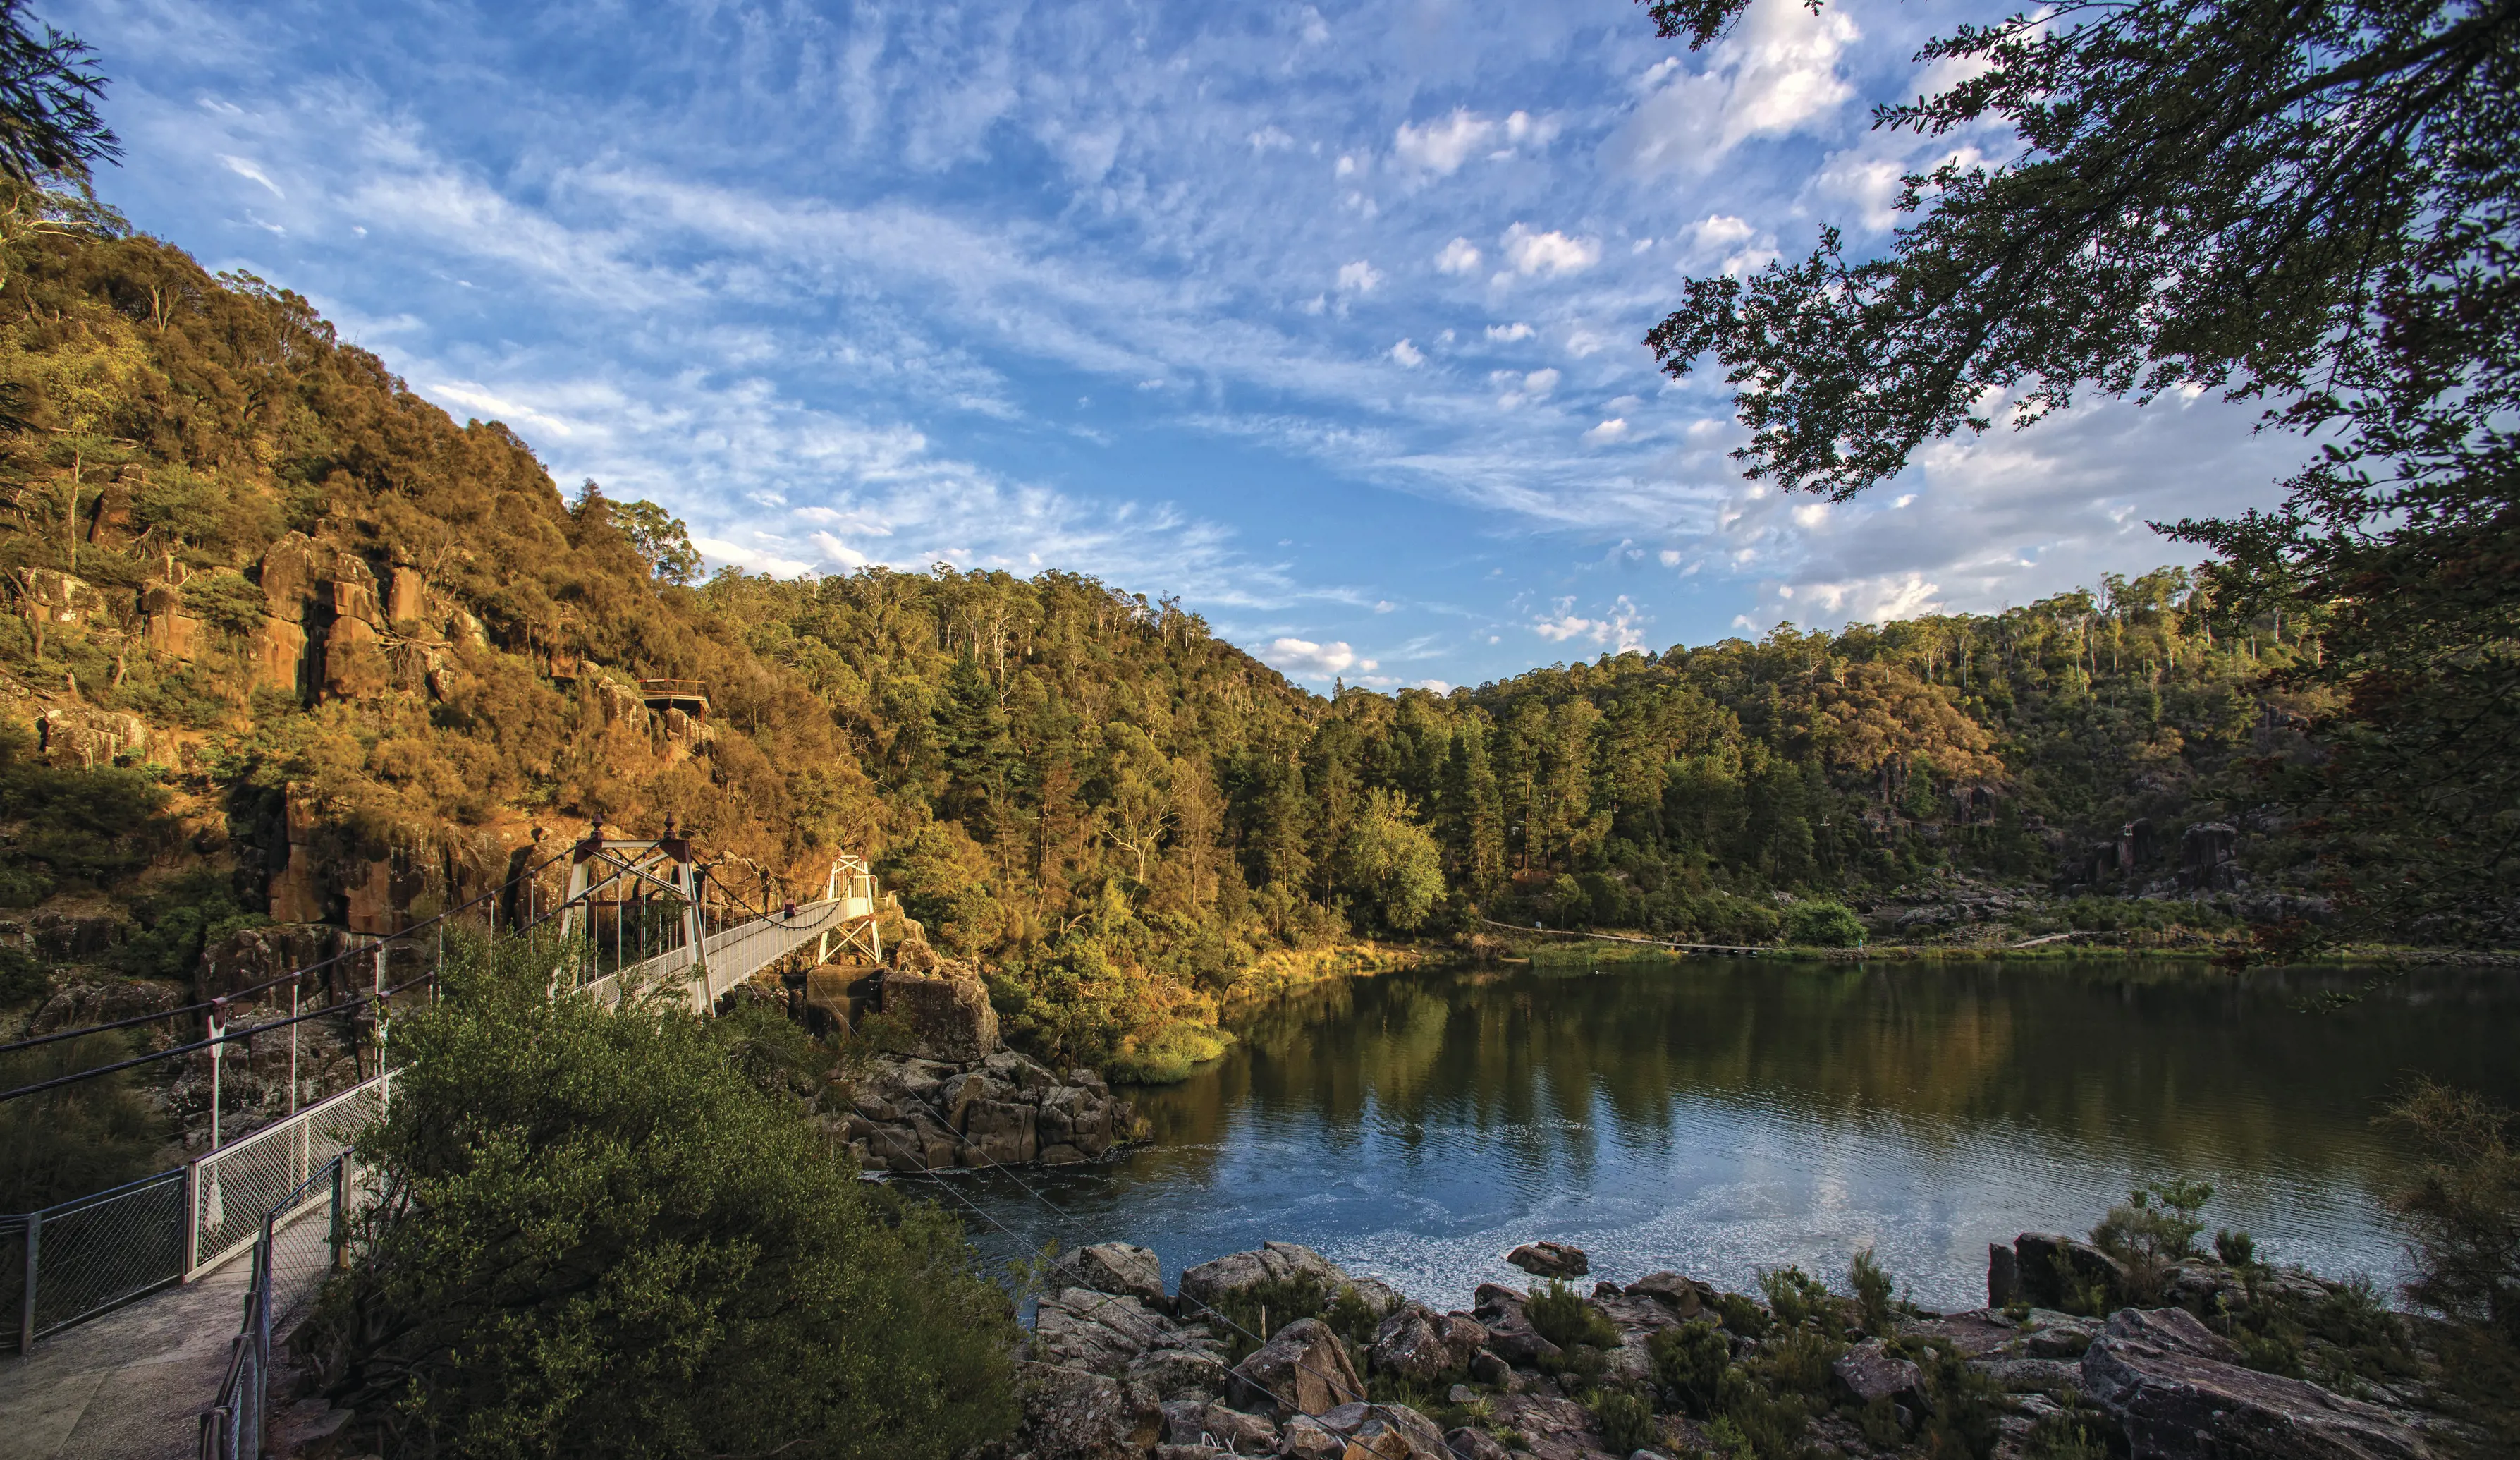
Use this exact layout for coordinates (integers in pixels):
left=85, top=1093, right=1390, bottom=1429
left=2080, top=1307, right=2433, bottom=1460
left=1505, top=1241, right=1589, bottom=1279
left=839, top=1050, right=1141, bottom=1171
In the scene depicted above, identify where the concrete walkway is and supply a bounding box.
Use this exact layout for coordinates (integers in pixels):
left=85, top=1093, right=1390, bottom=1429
left=0, top=1218, right=334, bottom=1460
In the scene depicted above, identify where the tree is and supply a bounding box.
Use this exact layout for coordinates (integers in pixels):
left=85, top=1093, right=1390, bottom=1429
left=613, top=497, right=704, bottom=585
left=1347, top=789, right=1446, bottom=932
left=314, top=930, right=1020, bottom=1458
left=0, top=2, right=114, bottom=187
left=1642, top=0, right=2520, bottom=947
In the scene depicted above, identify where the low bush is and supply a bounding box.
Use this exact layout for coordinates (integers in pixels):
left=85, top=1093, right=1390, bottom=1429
left=1648, top=1321, right=1727, bottom=1416
left=1591, top=1388, right=1656, bottom=1454
left=1782, top=900, right=1865, bottom=947
left=1757, top=1265, right=1837, bottom=1332
left=1526, top=1278, right=1622, bottom=1351
left=307, top=927, right=1021, bottom=1460
left=1847, top=1248, right=1895, bottom=1333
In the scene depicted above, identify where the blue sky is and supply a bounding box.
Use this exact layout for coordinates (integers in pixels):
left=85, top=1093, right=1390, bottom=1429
left=61, top=0, right=2299, bottom=691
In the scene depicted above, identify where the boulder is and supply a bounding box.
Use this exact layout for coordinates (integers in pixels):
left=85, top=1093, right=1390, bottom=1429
left=1056, top=1242, right=1171, bottom=1309
left=1278, top=1417, right=1346, bottom=1460
left=1370, top=1303, right=1486, bottom=1384
left=1971, top=1356, right=2085, bottom=1394
left=962, top=1097, right=1039, bottom=1166
left=1830, top=1339, right=1925, bottom=1408
left=2080, top=1306, right=2431, bottom=1460
left=1034, top=1287, right=1180, bottom=1375
left=1017, top=1361, right=1164, bottom=1460
left=1225, top=1317, right=1363, bottom=1419
left=1127, top=1347, right=1233, bottom=1401
left=1163, top=1401, right=1278, bottom=1453
left=2021, top=1310, right=2102, bottom=1359
left=1345, top=1404, right=1448, bottom=1460
left=1487, top=1394, right=1603, bottom=1460
left=883, top=968, right=999, bottom=1061
left=1623, top=1272, right=1711, bottom=1319
left=2012, top=1232, right=2129, bottom=1312
left=1987, top=1242, right=2020, bottom=1308
left=1178, top=1242, right=1350, bottom=1316
left=1445, top=1428, right=1513, bottom=1460
left=1505, top=1241, right=1589, bottom=1279
left=1476, top=1308, right=1562, bottom=1368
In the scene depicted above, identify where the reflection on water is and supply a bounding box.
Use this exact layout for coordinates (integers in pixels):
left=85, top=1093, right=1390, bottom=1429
left=945, top=956, right=2520, bottom=1311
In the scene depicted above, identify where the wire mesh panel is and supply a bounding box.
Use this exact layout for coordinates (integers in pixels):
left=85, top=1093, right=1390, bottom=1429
left=1, top=1215, right=25, bottom=1351
left=191, top=1076, right=383, bottom=1279
left=29, top=1169, right=187, bottom=1339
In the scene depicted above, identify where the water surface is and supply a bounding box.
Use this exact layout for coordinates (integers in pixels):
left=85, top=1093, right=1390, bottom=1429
left=945, top=954, right=2520, bottom=1311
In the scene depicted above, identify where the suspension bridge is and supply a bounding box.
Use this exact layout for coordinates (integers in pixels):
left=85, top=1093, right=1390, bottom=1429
left=0, top=819, right=885, bottom=1460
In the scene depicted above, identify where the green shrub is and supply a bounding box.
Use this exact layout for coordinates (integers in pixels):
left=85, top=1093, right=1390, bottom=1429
left=2384, top=1080, right=2520, bottom=1346
left=1526, top=1279, right=1621, bottom=1351
left=1591, top=1388, right=1656, bottom=1454
left=1206, top=1272, right=1331, bottom=1361
left=1323, top=1282, right=1392, bottom=1350
left=1758, top=1265, right=1837, bottom=1331
left=2214, top=1228, right=2257, bottom=1267
left=2091, top=1179, right=2213, bottom=1301
left=308, top=927, right=1021, bottom=1460
left=1782, top=900, right=1865, bottom=947
left=1755, top=1327, right=1845, bottom=1395
left=1714, top=1368, right=1809, bottom=1458
left=1847, top=1248, right=1895, bottom=1333
left=0, top=944, right=45, bottom=1007
left=1649, top=1321, right=1728, bottom=1416
left=1712, top=1290, right=1771, bottom=1338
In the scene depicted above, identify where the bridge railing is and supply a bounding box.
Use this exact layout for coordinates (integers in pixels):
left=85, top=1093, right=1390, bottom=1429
left=4, top=1167, right=188, bottom=1351
left=198, top=1155, right=351, bottom=1460
left=189, top=1075, right=386, bottom=1280
left=579, top=895, right=864, bottom=1011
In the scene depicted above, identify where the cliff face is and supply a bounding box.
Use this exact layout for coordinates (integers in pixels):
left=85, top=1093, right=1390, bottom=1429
left=0, top=220, right=1324, bottom=1089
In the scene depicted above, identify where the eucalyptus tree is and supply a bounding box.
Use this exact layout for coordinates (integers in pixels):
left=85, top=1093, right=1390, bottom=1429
left=1643, top=0, right=2520, bottom=945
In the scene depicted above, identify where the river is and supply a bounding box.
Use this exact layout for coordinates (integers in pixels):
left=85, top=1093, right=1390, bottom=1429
left=945, top=951, right=2520, bottom=1312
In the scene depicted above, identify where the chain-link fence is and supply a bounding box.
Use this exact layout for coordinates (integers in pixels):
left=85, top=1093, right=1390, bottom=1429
left=198, top=1155, right=347, bottom=1460
left=2, top=1169, right=189, bottom=1351
left=190, top=1075, right=384, bottom=1279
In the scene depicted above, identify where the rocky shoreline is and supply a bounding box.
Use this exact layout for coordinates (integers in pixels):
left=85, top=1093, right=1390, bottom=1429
left=835, top=1048, right=1147, bottom=1171
left=1000, top=1234, right=2478, bottom=1460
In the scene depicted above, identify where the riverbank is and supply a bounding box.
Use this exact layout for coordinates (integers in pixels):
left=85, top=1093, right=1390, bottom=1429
left=1471, top=922, right=2519, bottom=968
left=1003, top=1233, right=2500, bottom=1460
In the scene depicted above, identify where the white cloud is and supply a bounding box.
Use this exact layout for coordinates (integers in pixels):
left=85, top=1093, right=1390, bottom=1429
left=1264, top=637, right=1377, bottom=678
left=1531, top=595, right=1649, bottom=650
left=1503, top=110, right=1559, bottom=147
left=1337, top=260, right=1383, bottom=293
left=1584, top=417, right=1629, bottom=444
left=1501, top=223, right=1599, bottom=277
left=1390, top=338, right=1424, bottom=367
left=1605, top=0, right=1860, bottom=176
left=1394, top=109, right=1498, bottom=175
left=1247, top=126, right=1295, bottom=152
left=1491, top=366, right=1560, bottom=409
left=1486, top=322, right=1534, bottom=342
left=221, top=154, right=284, bottom=198
left=1435, top=237, right=1483, bottom=274
left=1690, top=214, right=1756, bottom=252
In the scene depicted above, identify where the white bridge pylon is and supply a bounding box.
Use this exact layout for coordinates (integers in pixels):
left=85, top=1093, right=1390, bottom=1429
left=557, top=817, right=883, bottom=1013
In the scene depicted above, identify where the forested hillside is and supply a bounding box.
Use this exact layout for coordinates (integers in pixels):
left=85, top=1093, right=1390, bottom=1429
left=0, top=206, right=2332, bottom=1087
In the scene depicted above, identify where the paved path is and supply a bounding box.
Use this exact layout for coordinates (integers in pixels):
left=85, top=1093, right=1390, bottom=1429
left=0, top=1218, right=334, bottom=1460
